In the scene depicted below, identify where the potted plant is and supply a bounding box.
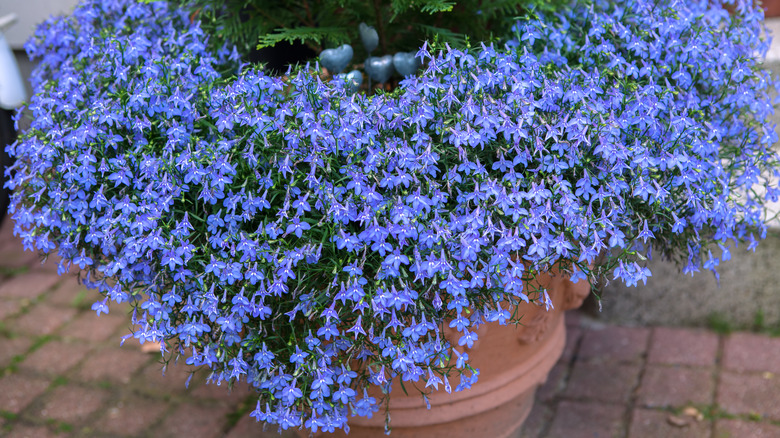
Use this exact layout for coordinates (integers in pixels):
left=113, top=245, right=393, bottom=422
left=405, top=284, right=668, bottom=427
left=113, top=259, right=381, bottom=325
left=8, top=0, right=779, bottom=435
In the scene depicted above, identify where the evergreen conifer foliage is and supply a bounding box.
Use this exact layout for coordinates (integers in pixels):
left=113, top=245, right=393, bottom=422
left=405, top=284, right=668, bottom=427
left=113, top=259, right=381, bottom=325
left=166, top=0, right=559, bottom=55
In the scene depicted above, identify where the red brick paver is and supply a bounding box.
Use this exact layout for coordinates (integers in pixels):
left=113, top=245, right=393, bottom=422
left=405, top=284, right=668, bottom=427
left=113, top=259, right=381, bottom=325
left=19, top=340, right=91, bottom=376
left=156, top=403, right=232, bottom=438
left=59, top=311, right=128, bottom=342
left=714, top=419, right=780, bottom=438
left=564, top=361, right=641, bottom=403
left=559, top=326, right=582, bottom=362
left=0, top=336, right=32, bottom=368
left=637, top=365, right=714, bottom=408
left=134, top=361, right=198, bottom=397
left=522, top=313, right=780, bottom=438
left=536, top=362, right=567, bottom=402
left=519, top=403, right=554, bottom=438
left=43, top=278, right=91, bottom=307
left=5, top=424, right=66, bottom=438
left=629, top=408, right=710, bottom=438
left=74, top=347, right=150, bottom=384
left=546, top=401, right=625, bottom=438
left=226, top=413, right=301, bottom=438
left=92, top=395, right=170, bottom=436
left=0, top=248, right=40, bottom=270
left=34, top=384, right=111, bottom=423
left=0, top=299, right=21, bottom=319
left=577, top=325, right=650, bottom=363
left=0, top=373, right=50, bottom=414
left=0, top=271, right=60, bottom=300
left=723, top=332, right=780, bottom=373
left=191, top=378, right=255, bottom=404
left=648, top=327, right=719, bottom=367
left=12, top=304, right=77, bottom=336
left=717, top=371, right=780, bottom=420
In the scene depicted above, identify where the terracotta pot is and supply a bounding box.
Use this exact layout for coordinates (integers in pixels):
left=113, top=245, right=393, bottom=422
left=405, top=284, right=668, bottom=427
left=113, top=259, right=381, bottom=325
left=322, top=269, right=591, bottom=438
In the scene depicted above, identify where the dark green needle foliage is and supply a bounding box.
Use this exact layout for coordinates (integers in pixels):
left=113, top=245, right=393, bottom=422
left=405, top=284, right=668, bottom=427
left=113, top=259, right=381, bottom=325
left=161, top=0, right=566, bottom=56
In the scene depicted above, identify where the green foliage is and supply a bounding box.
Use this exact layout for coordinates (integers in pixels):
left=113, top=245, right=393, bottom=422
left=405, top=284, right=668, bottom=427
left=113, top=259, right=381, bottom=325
left=0, top=411, right=18, bottom=421
left=753, top=308, right=765, bottom=331
left=70, top=289, right=90, bottom=310
left=706, top=313, right=734, bottom=335
left=0, top=265, right=29, bottom=278
left=707, top=310, right=780, bottom=336
left=224, top=394, right=261, bottom=428
left=256, top=26, right=350, bottom=49
left=51, top=375, right=69, bottom=387
left=171, top=0, right=565, bottom=55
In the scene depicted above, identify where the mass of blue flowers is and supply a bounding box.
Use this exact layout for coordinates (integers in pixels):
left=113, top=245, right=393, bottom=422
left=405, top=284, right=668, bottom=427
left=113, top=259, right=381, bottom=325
left=9, top=0, right=779, bottom=433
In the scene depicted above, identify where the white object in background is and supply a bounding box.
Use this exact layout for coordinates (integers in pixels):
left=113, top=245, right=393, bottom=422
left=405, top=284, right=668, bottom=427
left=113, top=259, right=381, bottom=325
left=764, top=18, right=780, bottom=63
left=0, top=0, right=80, bottom=49
left=0, top=14, right=26, bottom=109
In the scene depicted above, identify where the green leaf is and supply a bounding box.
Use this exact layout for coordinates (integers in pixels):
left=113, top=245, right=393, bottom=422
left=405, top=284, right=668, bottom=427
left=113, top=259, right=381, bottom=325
left=257, top=26, right=351, bottom=49
left=420, top=0, right=456, bottom=14
left=415, top=23, right=468, bottom=47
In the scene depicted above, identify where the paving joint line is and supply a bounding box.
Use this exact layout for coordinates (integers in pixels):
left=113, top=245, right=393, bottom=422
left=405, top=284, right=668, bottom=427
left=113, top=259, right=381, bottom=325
left=620, top=326, right=652, bottom=438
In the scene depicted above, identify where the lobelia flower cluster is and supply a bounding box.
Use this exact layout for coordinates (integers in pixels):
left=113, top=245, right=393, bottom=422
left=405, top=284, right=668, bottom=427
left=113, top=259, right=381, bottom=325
left=9, top=0, right=779, bottom=433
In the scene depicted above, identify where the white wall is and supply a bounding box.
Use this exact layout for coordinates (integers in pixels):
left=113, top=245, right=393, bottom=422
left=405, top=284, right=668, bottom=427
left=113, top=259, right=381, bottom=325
left=0, top=0, right=80, bottom=49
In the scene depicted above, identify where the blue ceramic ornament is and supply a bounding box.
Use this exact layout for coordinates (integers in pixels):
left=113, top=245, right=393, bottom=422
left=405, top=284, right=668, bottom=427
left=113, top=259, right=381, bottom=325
left=365, top=56, right=394, bottom=84
left=392, top=52, right=420, bottom=77
left=359, top=22, right=379, bottom=54
left=319, top=44, right=353, bottom=74
left=344, top=70, right=363, bottom=93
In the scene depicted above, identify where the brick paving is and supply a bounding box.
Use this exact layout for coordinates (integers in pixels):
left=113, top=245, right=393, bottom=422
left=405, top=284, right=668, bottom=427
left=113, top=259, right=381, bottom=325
left=0, top=216, right=778, bottom=438
left=522, top=313, right=780, bottom=438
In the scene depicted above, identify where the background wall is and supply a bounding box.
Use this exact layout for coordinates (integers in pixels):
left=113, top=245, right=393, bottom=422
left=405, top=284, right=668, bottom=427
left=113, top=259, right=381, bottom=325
left=0, top=0, right=79, bottom=50
left=592, top=53, right=780, bottom=329
left=592, top=232, right=780, bottom=329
